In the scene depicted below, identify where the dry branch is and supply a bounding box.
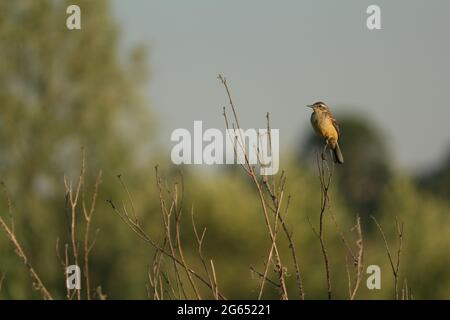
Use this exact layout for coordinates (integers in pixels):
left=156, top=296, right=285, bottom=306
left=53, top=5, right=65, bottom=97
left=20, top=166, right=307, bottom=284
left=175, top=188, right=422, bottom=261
left=0, top=183, right=53, bottom=300
left=314, top=152, right=333, bottom=300
left=110, top=168, right=225, bottom=300
left=219, top=75, right=292, bottom=299
left=371, top=215, right=404, bottom=300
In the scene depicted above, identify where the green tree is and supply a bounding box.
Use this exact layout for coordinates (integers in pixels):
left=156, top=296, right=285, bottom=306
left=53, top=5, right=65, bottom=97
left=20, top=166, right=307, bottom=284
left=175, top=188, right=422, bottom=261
left=416, top=147, right=450, bottom=203
left=0, top=0, right=152, bottom=298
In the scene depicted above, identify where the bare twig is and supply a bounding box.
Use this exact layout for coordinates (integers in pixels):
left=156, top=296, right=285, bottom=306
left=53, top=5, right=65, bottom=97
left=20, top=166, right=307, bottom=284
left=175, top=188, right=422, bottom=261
left=62, top=152, right=102, bottom=300
left=315, top=151, right=333, bottom=300
left=219, top=75, right=290, bottom=300
left=81, top=171, right=102, bottom=300
left=63, top=153, right=85, bottom=300
left=173, top=196, right=202, bottom=299
left=261, top=115, right=304, bottom=300
left=349, top=216, right=364, bottom=300
left=155, top=170, right=189, bottom=299
left=0, top=186, right=53, bottom=300
left=250, top=266, right=281, bottom=289
left=210, top=260, right=219, bottom=300
left=265, top=181, right=305, bottom=299
left=56, top=239, right=71, bottom=299
left=371, top=215, right=404, bottom=300
left=402, top=278, right=413, bottom=300
left=258, top=188, right=284, bottom=299
left=110, top=170, right=226, bottom=300
left=191, top=207, right=220, bottom=299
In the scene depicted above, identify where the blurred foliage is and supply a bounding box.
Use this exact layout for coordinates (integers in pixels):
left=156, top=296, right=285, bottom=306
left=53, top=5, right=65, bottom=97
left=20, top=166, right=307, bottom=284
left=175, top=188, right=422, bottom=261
left=416, top=148, right=450, bottom=203
left=0, top=0, right=450, bottom=300
left=0, top=0, right=153, bottom=299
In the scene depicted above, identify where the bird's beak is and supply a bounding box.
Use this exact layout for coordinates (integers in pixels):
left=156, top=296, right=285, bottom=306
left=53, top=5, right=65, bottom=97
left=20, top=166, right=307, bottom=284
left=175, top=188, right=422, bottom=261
left=306, top=105, right=314, bottom=109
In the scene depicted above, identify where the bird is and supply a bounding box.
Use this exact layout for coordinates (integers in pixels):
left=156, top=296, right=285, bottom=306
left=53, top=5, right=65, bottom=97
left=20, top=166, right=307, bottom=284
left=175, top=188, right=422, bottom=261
left=307, top=101, right=344, bottom=164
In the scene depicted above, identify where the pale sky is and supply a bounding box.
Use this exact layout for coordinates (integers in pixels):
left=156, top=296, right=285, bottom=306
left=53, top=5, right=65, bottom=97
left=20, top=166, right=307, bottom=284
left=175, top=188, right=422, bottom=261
left=112, top=0, right=450, bottom=172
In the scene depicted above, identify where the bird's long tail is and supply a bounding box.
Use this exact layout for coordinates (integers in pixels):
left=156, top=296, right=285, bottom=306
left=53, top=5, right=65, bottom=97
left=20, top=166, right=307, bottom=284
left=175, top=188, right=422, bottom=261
left=331, top=142, right=344, bottom=164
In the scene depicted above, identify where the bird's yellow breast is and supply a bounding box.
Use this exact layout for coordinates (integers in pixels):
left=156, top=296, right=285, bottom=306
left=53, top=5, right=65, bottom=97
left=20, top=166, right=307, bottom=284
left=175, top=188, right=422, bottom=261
left=311, top=112, right=338, bottom=142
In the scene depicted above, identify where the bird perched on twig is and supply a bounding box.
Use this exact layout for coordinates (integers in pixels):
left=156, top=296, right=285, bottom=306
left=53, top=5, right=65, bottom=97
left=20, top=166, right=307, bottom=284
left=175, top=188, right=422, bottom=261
left=307, top=101, right=344, bottom=164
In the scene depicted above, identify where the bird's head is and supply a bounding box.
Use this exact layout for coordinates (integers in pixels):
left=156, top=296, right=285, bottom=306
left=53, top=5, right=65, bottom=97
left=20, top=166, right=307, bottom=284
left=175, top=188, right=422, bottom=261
left=306, top=101, right=329, bottom=114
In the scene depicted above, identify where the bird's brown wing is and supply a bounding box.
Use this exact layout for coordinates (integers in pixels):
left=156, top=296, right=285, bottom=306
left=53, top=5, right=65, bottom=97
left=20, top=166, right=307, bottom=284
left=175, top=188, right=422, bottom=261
left=330, top=116, right=340, bottom=139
